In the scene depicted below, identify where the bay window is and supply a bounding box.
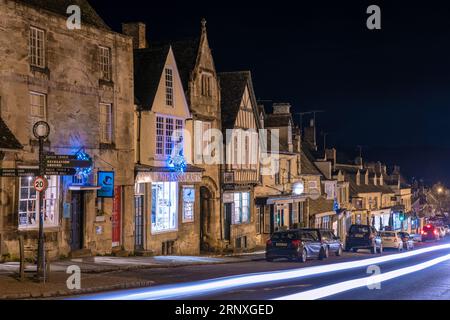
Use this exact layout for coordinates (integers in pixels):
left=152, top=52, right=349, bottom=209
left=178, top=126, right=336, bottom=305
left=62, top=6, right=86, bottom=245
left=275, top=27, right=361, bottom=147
left=19, top=176, right=59, bottom=229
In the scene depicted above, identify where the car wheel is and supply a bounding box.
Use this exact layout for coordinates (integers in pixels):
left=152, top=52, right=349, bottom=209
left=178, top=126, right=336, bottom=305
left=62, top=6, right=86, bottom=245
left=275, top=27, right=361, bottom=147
left=336, top=246, right=343, bottom=257
left=352, top=248, right=358, bottom=253
left=377, top=244, right=383, bottom=254
left=319, top=247, right=329, bottom=260
left=298, top=249, right=307, bottom=263
left=371, top=243, right=377, bottom=254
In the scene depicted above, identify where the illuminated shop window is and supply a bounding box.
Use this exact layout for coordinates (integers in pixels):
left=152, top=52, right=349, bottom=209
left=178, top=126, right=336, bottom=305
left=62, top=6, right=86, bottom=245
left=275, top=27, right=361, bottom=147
left=151, top=182, right=178, bottom=233
left=182, top=186, right=195, bottom=223
left=19, top=176, right=59, bottom=229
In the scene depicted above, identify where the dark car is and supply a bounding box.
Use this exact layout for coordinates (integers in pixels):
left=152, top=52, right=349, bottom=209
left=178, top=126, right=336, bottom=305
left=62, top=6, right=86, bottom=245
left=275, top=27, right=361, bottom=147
left=421, top=224, right=440, bottom=241
left=266, top=229, right=328, bottom=263
left=345, top=224, right=383, bottom=254
left=398, top=232, right=414, bottom=250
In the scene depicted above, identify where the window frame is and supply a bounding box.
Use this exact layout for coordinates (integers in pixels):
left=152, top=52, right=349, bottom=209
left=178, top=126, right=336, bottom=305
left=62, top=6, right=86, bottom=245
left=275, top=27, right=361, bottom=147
left=99, top=102, right=113, bottom=144
left=99, top=46, right=112, bottom=81
left=165, top=68, right=174, bottom=106
left=155, top=115, right=184, bottom=159
left=29, top=26, right=46, bottom=68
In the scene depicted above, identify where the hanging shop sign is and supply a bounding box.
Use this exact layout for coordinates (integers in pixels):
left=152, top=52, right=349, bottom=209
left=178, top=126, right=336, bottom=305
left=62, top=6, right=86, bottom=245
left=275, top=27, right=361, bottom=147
left=97, top=171, right=115, bottom=198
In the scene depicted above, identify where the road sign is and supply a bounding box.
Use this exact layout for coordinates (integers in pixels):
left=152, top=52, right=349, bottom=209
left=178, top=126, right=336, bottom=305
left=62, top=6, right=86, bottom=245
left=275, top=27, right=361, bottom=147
left=44, top=168, right=77, bottom=176
left=0, top=168, right=40, bottom=177
left=45, top=157, right=92, bottom=169
left=34, top=177, right=48, bottom=193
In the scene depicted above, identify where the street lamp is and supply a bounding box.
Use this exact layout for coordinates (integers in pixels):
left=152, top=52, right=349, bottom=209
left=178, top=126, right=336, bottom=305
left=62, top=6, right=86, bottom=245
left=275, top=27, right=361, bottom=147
left=33, top=121, right=50, bottom=280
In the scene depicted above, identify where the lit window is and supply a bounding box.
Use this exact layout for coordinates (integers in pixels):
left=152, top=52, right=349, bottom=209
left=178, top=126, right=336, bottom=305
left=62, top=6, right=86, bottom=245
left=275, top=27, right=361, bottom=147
left=99, top=46, right=112, bottom=81
left=155, top=116, right=184, bottom=158
left=99, top=103, right=113, bottom=144
left=233, top=192, right=250, bottom=225
left=30, top=27, right=45, bottom=68
left=165, top=68, right=174, bottom=106
left=151, top=182, right=178, bottom=233
left=182, top=186, right=195, bottom=223
left=19, top=176, right=59, bottom=229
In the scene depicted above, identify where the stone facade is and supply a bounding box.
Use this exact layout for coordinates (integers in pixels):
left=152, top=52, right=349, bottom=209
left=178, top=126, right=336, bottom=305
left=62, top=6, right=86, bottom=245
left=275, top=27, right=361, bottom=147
left=0, top=0, right=135, bottom=259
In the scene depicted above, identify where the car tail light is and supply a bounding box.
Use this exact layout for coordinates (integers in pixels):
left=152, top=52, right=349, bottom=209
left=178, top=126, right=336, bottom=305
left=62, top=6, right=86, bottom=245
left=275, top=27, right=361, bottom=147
left=434, top=230, right=439, bottom=236
left=423, top=232, right=428, bottom=236
left=267, top=239, right=273, bottom=246
left=292, top=240, right=302, bottom=248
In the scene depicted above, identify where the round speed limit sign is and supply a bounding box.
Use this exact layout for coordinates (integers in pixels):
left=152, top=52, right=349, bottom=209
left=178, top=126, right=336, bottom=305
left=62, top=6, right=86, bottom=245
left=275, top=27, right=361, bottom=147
left=34, top=176, right=48, bottom=193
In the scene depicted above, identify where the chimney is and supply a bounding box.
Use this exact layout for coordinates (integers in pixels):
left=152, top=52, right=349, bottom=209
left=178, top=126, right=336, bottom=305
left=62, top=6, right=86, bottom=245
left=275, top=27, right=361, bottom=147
left=303, top=119, right=317, bottom=150
left=122, top=22, right=147, bottom=49
left=325, top=148, right=336, bottom=165
left=272, top=103, right=291, bottom=115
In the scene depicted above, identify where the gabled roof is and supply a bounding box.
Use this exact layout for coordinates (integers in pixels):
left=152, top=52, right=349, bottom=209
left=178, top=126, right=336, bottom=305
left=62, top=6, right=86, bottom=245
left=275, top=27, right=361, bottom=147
left=169, top=38, right=201, bottom=91
left=219, top=71, right=259, bottom=130
left=134, top=45, right=171, bottom=111
left=0, top=118, right=23, bottom=150
left=17, top=0, right=110, bottom=30
left=301, top=149, right=322, bottom=176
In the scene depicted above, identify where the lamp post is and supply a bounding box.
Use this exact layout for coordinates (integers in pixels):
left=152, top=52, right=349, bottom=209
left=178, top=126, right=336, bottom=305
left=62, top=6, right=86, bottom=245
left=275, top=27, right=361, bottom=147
left=33, top=121, right=50, bottom=279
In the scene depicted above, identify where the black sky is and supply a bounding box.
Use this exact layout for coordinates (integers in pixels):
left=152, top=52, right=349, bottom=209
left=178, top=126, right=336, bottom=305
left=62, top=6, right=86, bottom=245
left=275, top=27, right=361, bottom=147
left=89, top=0, right=450, bottom=185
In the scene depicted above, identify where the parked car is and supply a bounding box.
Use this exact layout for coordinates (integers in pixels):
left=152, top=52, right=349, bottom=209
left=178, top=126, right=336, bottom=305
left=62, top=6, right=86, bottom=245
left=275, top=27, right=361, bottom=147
left=380, top=231, right=404, bottom=251
left=345, top=225, right=383, bottom=254
left=421, top=224, right=440, bottom=241
left=444, top=225, right=450, bottom=235
left=266, top=229, right=328, bottom=263
left=398, top=232, right=415, bottom=250
left=317, top=229, right=344, bottom=257
left=410, top=233, right=422, bottom=242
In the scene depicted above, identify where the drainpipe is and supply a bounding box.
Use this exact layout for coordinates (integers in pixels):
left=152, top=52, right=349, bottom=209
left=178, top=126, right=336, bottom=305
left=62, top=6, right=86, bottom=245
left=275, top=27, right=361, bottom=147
left=136, top=106, right=142, bottom=165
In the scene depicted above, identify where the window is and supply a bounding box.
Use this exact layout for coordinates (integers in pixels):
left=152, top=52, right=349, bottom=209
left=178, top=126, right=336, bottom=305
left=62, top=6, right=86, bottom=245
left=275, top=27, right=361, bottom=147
left=165, top=68, right=174, bottom=106
left=202, top=122, right=212, bottom=156
left=151, top=182, right=177, bottom=233
left=155, top=116, right=184, bottom=157
left=99, top=103, right=113, bottom=144
left=99, top=46, right=111, bottom=81
left=233, top=192, right=250, bottom=225
left=30, top=27, right=45, bottom=68
left=30, top=92, right=46, bottom=133
left=19, top=176, right=59, bottom=229
left=256, top=207, right=262, bottom=235
left=274, top=160, right=281, bottom=185
left=182, top=186, right=195, bottom=223
left=201, top=74, right=212, bottom=97
left=287, top=160, right=292, bottom=183
left=264, top=209, right=271, bottom=234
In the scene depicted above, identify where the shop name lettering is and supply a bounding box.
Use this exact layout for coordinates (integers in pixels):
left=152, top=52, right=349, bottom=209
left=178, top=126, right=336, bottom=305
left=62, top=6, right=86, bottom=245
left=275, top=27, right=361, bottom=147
left=154, top=172, right=201, bottom=182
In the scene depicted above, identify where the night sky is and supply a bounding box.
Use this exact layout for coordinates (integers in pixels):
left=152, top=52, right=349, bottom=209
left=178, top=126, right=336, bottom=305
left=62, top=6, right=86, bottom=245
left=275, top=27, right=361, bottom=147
left=89, top=0, right=450, bottom=185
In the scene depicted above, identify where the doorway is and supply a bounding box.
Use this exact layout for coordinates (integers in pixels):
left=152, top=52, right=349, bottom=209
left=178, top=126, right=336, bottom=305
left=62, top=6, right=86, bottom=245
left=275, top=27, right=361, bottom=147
left=134, top=195, right=144, bottom=250
left=70, top=191, right=84, bottom=251
left=112, top=186, right=122, bottom=248
left=200, top=187, right=212, bottom=251
left=224, top=203, right=232, bottom=241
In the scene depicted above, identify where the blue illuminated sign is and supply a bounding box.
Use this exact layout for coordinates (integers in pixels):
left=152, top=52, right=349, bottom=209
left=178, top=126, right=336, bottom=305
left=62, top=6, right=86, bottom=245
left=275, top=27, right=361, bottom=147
left=97, top=171, right=115, bottom=198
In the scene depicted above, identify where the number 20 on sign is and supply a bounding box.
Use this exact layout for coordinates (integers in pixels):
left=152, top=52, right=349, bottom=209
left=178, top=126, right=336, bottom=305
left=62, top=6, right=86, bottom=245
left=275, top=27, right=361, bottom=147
left=34, top=176, right=48, bottom=193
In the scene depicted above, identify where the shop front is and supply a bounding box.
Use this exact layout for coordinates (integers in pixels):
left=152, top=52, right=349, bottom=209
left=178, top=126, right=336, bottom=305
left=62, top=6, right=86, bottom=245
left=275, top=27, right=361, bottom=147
left=135, top=165, right=203, bottom=255
left=370, top=209, right=392, bottom=231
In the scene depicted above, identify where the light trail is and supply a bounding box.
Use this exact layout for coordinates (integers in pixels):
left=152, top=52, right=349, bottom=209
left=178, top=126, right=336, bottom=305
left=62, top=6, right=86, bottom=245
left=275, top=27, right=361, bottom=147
left=274, top=253, right=450, bottom=300
left=82, top=244, right=450, bottom=300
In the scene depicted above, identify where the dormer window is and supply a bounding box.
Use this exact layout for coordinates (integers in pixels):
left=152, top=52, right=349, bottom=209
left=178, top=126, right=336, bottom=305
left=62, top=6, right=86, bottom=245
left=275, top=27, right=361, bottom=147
left=165, top=68, right=174, bottom=106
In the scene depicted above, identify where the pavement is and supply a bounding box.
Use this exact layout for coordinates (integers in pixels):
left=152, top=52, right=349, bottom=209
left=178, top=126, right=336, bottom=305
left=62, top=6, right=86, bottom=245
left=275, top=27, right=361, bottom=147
left=0, top=251, right=265, bottom=299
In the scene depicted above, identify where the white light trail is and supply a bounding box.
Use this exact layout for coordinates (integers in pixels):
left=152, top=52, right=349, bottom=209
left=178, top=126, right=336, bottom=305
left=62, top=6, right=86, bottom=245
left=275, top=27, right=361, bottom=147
left=86, top=244, right=450, bottom=300
left=274, top=253, right=450, bottom=300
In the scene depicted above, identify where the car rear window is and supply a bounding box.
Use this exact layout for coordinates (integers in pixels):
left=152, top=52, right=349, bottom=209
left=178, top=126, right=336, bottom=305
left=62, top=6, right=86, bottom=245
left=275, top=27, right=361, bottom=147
left=349, top=226, right=370, bottom=234
left=271, top=232, right=299, bottom=241
left=299, top=231, right=319, bottom=242
left=381, top=232, right=395, bottom=237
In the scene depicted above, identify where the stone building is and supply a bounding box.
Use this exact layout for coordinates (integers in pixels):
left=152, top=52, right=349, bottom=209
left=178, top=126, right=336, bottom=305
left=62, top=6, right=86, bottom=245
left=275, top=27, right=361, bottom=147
left=0, top=0, right=135, bottom=259
left=131, top=36, right=203, bottom=255
left=218, top=71, right=261, bottom=252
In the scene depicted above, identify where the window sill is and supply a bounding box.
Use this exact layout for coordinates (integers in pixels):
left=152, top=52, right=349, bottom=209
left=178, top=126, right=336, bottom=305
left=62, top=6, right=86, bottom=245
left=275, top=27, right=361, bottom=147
left=99, top=79, right=114, bottom=87
left=30, top=65, right=50, bottom=77
left=150, top=229, right=178, bottom=236
left=99, top=143, right=116, bottom=150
